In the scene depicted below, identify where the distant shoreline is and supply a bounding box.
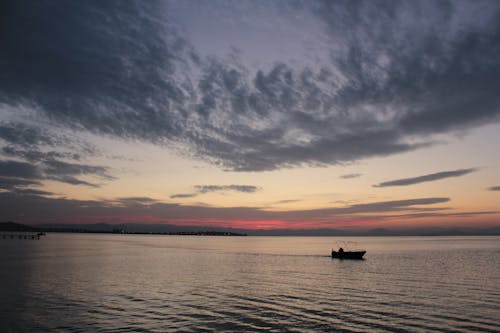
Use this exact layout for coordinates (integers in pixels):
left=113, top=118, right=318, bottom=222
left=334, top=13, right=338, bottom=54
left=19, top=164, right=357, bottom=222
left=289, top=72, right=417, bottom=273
left=1, top=222, right=499, bottom=237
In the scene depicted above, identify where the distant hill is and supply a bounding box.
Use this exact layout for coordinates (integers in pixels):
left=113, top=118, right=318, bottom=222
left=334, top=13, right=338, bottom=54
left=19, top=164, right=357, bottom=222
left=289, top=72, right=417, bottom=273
left=0, top=221, right=37, bottom=232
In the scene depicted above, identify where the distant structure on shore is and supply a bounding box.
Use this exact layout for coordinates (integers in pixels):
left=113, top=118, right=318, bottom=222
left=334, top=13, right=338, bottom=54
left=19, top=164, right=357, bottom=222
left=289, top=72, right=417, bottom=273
left=0, top=222, right=246, bottom=237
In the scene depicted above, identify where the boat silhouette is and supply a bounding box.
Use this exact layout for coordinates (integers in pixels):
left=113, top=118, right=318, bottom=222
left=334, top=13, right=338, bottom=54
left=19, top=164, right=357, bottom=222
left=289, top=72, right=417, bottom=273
left=331, top=249, right=366, bottom=259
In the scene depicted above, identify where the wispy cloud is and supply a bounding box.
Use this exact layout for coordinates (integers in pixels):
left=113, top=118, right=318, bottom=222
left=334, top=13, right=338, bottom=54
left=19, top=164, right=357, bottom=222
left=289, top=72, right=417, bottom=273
left=114, top=197, right=159, bottom=205
left=0, top=176, right=41, bottom=190
left=0, top=157, right=113, bottom=188
left=0, top=122, right=55, bottom=147
left=374, top=168, right=477, bottom=187
left=171, top=184, right=260, bottom=199
left=170, top=193, right=198, bottom=199
left=0, top=122, right=111, bottom=187
left=374, top=210, right=500, bottom=220
left=195, top=185, right=259, bottom=194
left=339, top=173, right=362, bottom=179
left=274, top=199, right=301, bottom=204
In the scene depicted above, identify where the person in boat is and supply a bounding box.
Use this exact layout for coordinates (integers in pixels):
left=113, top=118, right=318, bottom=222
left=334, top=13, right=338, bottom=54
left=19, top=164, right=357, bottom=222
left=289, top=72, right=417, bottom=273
left=338, top=247, right=344, bottom=253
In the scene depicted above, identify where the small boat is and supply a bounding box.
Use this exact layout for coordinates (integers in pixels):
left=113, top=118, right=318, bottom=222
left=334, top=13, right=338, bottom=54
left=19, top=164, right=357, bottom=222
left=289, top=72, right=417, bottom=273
left=331, top=249, right=366, bottom=259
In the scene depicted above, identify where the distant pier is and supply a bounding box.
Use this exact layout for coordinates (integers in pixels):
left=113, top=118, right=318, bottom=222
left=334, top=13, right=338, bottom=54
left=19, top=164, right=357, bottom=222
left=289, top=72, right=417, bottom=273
left=0, top=232, right=45, bottom=240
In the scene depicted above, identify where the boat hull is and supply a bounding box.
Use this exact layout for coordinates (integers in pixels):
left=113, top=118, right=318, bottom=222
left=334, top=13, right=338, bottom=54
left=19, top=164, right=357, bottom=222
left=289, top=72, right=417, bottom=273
left=331, top=250, right=366, bottom=259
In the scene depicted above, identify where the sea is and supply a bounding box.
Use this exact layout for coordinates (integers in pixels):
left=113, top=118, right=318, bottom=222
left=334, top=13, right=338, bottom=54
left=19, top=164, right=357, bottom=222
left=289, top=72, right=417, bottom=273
left=1, top=234, right=499, bottom=332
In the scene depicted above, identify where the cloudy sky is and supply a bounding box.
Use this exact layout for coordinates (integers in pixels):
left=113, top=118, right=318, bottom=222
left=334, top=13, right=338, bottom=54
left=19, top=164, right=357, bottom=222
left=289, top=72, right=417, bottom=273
left=1, top=0, right=499, bottom=231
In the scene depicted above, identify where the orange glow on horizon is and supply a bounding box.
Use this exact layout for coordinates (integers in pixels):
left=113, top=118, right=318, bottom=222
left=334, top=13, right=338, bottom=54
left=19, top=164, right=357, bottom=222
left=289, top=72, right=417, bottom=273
left=19, top=212, right=500, bottom=231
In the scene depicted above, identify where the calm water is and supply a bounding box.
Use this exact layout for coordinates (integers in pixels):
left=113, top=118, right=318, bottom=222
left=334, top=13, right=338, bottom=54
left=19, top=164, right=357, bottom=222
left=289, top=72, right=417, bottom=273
left=1, top=234, right=499, bottom=332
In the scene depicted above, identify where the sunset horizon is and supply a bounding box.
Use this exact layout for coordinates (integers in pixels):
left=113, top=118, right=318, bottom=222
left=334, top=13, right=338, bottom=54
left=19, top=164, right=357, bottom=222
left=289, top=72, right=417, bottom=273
left=1, top=0, right=500, bottom=231
left=2, top=2, right=500, bottom=332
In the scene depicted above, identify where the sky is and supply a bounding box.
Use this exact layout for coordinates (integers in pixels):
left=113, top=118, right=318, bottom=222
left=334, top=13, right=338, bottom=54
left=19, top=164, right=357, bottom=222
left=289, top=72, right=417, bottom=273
left=1, top=0, right=500, bottom=231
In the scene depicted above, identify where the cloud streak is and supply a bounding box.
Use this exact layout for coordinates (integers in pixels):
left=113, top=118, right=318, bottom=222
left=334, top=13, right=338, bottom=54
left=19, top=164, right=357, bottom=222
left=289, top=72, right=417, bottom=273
left=171, top=184, right=260, bottom=199
left=170, top=193, right=198, bottom=199
left=195, top=185, right=259, bottom=194
left=0, top=121, right=113, bottom=187
left=340, top=173, right=362, bottom=179
left=374, top=168, right=477, bottom=187
left=0, top=190, right=451, bottom=227
left=0, top=157, right=113, bottom=188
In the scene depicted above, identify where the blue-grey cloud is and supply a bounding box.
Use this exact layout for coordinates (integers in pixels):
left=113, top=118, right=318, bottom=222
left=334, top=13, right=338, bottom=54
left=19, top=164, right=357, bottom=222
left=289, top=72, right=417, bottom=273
left=42, top=160, right=114, bottom=187
left=0, top=160, right=40, bottom=179
left=43, top=160, right=113, bottom=180
left=1, top=1, right=500, bottom=171
left=0, top=170, right=48, bottom=196
left=0, top=122, right=97, bottom=163
left=0, top=157, right=112, bottom=188
left=2, top=146, right=81, bottom=162
left=374, top=168, right=477, bottom=187
left=488, top=186, right=500, bottom=191
left=0, top=121, right=113, bottom=187
left=10, top=188, right=54, bottom=196
left=0, top=1, right=193, bottom=139
left=0, top=176, right=41, bottom=190
left=0, top=122, right=56, bottom=147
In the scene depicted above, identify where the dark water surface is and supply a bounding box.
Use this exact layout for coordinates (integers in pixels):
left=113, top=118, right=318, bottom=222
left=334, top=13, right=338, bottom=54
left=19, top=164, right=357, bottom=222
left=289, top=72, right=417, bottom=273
left=1, top=234, right=499, bottom=332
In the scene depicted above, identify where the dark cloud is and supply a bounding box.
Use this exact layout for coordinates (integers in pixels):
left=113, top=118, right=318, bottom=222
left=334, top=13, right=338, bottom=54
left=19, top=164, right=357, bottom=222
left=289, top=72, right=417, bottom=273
left=48, top=176, right=99, bottom=187
left=0, top=176, right=41, bottom=190
left=42, top=160, right=113, bottom=187
left=0, top=118, right=116, bottom=187
left=0, top=174, right=51, bottom=197
left=190, top=60, right=423, bottom=171
left=0, top=122, right=99, bottom=168
left=0, top=0, right=192, bottom=139
left=2, top=146, right=81, bottom=162
left=1, top=1, right=500, bottom=171
left=0, top=121, right=109, bottom=187
left=0, top=122, right=55, bottom=147
left=10, top=188, right=53, bottom=196
left=0, top=160, right=40, bottom=179
left=488, top=186, right=500, bottom=191
left=43, top=160, right=113, bottom=180
left=0, top=158, right=112, bottom=188
left=340, top=173, right=362, bottom=179
left=374, top=168, right=477, bottom=187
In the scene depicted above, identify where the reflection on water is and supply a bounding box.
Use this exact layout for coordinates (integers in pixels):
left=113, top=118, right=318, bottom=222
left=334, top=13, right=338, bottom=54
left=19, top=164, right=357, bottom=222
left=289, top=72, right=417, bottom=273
left=1, top=234, right=499, bottom=332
